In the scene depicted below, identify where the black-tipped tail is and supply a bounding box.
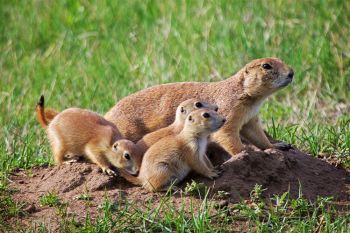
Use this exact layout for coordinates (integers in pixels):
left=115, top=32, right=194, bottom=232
left=36, top=95, right=48, bottom=128
left=38, top=95, right=44, bottom=107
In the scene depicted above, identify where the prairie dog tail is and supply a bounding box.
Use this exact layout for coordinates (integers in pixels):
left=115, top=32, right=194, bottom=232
left=35, top=96, right=59, bottom=128
left=36, top=95, right=48, bottom=128
left=36, top=95, right=59, bottom=128
left=119, top=170, right=142, bottom=185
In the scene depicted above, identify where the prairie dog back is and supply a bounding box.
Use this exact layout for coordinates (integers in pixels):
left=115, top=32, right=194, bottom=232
left=48, top=108, right=118, bottom=150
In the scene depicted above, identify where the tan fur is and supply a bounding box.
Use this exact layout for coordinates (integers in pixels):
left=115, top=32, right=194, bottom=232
left=111, top=139, right=143, bottom=175
left=105, top=58, right=294, bottom=156
left=120, top=109, right=226, bottom=192
left=36, top=96, right=140, bottom=176
left=136, top=99, right=218, bottom=155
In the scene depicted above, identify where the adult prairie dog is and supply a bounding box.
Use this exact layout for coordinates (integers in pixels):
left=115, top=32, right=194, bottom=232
left=136, top=98, right=218, bottom=155
left=36, top=96, right=140, bottom=176
left=120, top=109, right=226, bottom=192
left=105, top=58, right=294, bottom=156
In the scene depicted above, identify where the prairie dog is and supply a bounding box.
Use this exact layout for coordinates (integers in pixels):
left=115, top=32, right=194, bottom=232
left=136, top=99, right=218, bottom=155
left=120, top=109, right=226, bottom=192
left=105, top=58, right=294, bottom=156
left=36, top=96, right=139, bottom=176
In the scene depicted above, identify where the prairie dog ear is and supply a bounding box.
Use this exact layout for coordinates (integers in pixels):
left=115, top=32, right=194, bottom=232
left=113, top=143, right=118, bottom=150
left=180, top=107, right=185, bottom=113
left=188, top=115, right=192, bottom=121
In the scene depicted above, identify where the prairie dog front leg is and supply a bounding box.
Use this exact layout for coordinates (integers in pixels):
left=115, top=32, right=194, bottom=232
left=240, top=116, right=273, bottom=149
left=84, top=145, right=116, bottom=176
left=187, top=155, right=219, bottom=179
left=241, top=116, right=291, bottom=150
left=212, top=117, right=245, bottom=157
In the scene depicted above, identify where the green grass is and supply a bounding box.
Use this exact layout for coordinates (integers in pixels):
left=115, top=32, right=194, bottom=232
left=0, top=186, right=24, bottom=231
left=0, top=0, right=349, bottom=231
left=39, top=192, right=61, bottom=207
left=13, top=185, right=350, bottom=232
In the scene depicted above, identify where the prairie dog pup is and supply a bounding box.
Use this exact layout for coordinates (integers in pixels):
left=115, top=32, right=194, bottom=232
left=136, top=99, right=218, bottom=155
left=105, top=58, right=294, bottom=156
left=111, top=139, right=142, bottom=175
left=120, top=109, right=226, bottom=192
left=36, top=96, right=139, bottom=176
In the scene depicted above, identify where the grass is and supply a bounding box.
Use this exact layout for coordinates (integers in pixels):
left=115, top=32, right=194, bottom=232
left=0, top=0, right=349, bottom=231
left=13, top=185, right=350, bottom=232
left=39, top=192, right=61, bottom=207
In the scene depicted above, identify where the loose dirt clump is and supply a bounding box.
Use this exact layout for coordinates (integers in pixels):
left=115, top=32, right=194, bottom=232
left=8, top=145, right=350, bottom=230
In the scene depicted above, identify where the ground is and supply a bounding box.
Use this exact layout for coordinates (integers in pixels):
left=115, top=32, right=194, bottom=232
left=6, top=144, right=350, bottom=232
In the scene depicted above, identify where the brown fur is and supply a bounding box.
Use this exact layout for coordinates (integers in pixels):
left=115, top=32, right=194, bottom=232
left=136, top=99, right=218, bottom=155
left=105, top=58, right=294, bottom=156
left=120, top=109, right=226, bottom=192
left=36, top=96, right=139, bottom=176
left=44, top=108, right=59, bottom=122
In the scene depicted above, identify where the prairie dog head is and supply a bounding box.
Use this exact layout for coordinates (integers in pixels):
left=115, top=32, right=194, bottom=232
left=241, top=58, right=294, bottom=98
left=174, top=99, right=218, bottom=125
left=110, top=139, right=141, bottom=175
left=183, top=109, right=226, bottom=137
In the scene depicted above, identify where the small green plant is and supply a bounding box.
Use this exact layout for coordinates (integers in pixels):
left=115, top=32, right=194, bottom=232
left=39, top=192, right=61, bottom=207
left=216, top=190, right=230, bottom=199
left=184, top=180, right=207, bottom=197
left=77, top=193, right=92, bottom=201
left=250, top=184, right=267, bottom=202
left=56, top=202, right=68, bottom=217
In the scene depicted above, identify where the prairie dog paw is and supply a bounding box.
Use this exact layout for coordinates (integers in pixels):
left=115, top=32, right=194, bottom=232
left=214, top=165, right=223, bottom=174
left=208, top=169, right=221, bottom=179
left=63, top=159, right=79, bottom=164
left=102, top=168, right=117, bottom=176
left=273, top=142, right=292, bottom=151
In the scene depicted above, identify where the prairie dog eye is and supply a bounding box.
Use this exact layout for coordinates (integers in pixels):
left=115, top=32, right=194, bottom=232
left=214, top=106, right=218, bottom=112
left=262, top=63, right=272, bottom=70
left=124, top=153, right=130, bottom=160
left=195, top=102, right=203, bottom=108
left=202, top=112, right=210, bottom=118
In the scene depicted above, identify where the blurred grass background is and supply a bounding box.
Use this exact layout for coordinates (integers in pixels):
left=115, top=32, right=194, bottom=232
left=0, top=0, right=349, bottom=172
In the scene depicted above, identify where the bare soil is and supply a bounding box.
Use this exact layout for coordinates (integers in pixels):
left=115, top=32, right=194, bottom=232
left=8, top=144, right=350, bottom=231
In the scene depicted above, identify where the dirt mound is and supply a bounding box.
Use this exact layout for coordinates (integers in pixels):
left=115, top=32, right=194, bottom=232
left=203, top=147, right=350, bottom=202
left=8, top=146, right=350, bottom=230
